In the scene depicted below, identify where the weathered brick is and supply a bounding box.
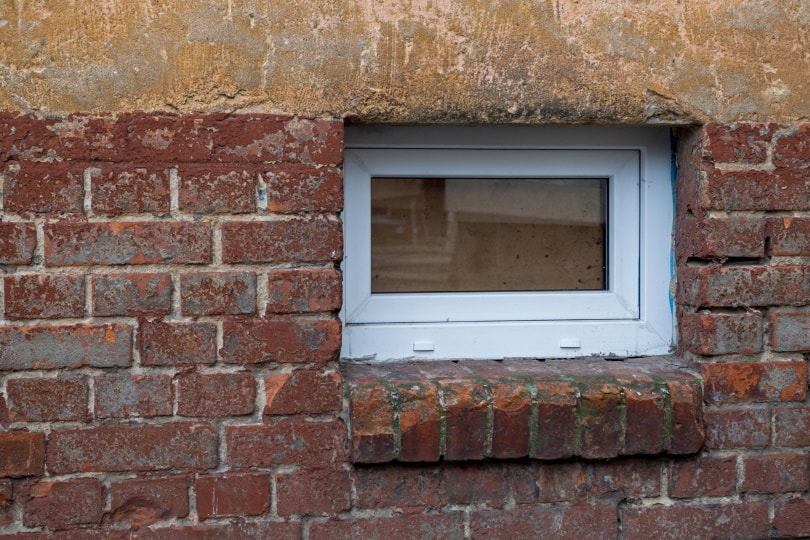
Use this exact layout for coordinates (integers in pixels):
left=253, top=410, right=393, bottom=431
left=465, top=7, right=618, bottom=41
left=110, top=475, right=189, bottom=526
left=665, top=379, right=706, bottom=455
left=90, top=164, right=170, bottom=215
left=621, top=502, right=769, bottom=540
left=770, top=312, right=810, bottom=351
left=94, top=373, right=172, bottom=418
left=266, top=268, right=342, bottom=314
left=178, top=164, right=260, bottom=214
left=92, top=273, right=172, bottom=316
left=704, top=408, right=770, bottom=449
left=741, top=453, right=810, bottom=493
left=0, top=324, right=132, bottom=370
left=4, top=161, right=84, bottom=216
left=678, top=265, right=810, bottom=307
left=676, top=216, right=765, bottom=260
left=522, top=462, right=589, bottom=503
left=22, top=478, right=103, bottom=530
left=0, top=222, right=36, bottom=264
left=10, top=114, right=119, bottom=161
left=442, top=463, right=511, bottom=506
left=221, top=217, right=342, bottom=263
left=702, top=167, right=810, bottom=211
left=276, top=469, right=351, bottom=516
left=767, top=217, right=810, bottom=255
left=265, top=164, right=343, bottom=213
left=180, top=272, right=256, bottom=316
left=703, top=123, right=776, bottom=164
left=0, top=432, right=45, bottom=477
left=7, top=377, right=88, bottom=422
left=139, top=321, right=217, bottom=366
left=195, top=473, right=269, bottom=518
left=702, top=360, right=807, bottom=404
left=129, top=521, right=301, bottom=540
left=669, top=456, right=737, bottom=498
left=578, top=382, right=622, bottom=459
left=392, top=373, right=442, bottom=462
left=221, top=317, right=340, bottom=365
left=353, top=465, right=445, bottom=509
left=774, top=407, right=810, bottom=447
left=176, top=372, right=255, bottom=417
left=47, top=423, right=217, bottom=473
left=0, top=479, right=11, bottom=526
left=472, top=503, right=616, bottom=539
left=264, top=370, right=342, bottom=415
left=773, top=124, right=810, bottom=167
left=226, top=419, right=347, bottom=468
left=346, top=378, right=396, bottom=463
left=592, top=459, right=661, bottom=499
left=45, top=222, right=212, bottom=266
left=679, top=311, right=763, bottom=355
left=4, top=274, right=85, bottom=320
left=436, top=368, right=489, bottom=461
left=622, top=384, right=666, bottom=455
left=309, top=514, right=464, bottom=540
left=774, top=497, right=810, bottom=538
left=115, top=113, right=215, bottom=162
left=533, top=380, right=578, bottom=460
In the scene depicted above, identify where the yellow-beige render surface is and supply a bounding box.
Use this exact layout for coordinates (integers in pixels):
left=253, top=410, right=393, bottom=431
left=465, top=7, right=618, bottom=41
left=0, top=0, right=807, bottom=123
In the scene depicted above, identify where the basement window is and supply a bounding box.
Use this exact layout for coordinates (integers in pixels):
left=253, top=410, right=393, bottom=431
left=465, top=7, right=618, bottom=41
left=341, top=126, right=673, bottom=361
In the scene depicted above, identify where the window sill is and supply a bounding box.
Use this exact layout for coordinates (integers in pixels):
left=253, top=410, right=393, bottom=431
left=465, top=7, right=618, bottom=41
left=343, top=357, right=704, bottom=463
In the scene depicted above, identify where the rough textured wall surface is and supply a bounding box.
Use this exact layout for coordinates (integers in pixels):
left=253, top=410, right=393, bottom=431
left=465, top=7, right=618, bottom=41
left=0, top=0, right=808, bottom=123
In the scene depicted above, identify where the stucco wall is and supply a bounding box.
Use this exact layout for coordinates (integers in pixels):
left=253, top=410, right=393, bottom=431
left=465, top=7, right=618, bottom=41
left=1, top=0, right=808, bottom=123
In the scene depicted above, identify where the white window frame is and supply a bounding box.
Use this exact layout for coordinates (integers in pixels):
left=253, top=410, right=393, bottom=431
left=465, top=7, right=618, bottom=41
left=341, top=126, right=674, bottom=361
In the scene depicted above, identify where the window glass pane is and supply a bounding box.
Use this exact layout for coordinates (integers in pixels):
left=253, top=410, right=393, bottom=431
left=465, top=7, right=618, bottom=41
left=371, top=177, right=607, bottom=293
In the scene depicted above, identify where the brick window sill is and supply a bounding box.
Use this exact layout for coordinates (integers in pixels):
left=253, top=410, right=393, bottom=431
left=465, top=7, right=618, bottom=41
left=343, top=357, right=704, bottom=463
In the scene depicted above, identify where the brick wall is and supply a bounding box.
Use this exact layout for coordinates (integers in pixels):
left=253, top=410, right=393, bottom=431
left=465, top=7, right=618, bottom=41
left=0, top=115, right=807, bottom=538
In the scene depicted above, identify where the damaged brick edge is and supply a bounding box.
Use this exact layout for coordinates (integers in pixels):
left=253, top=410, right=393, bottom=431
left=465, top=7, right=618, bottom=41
left=344, top=357, right=704, bottom=464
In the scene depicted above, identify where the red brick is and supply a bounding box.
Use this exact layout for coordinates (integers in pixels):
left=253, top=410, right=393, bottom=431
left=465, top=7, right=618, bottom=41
left=665, top=379, right=705, bottom=455
left=578, top=382, right=623, bottom=459
left=47, top=423, right=217, bottom=473
left=0, top=479, right=11, bottom=526
left=353, top=465, right=445, bottom=509
left=176, top=372, right=255, bottom=417
left=45, top=222, right=211, bottom=266
left=139, top=321, right=216, bottom=366
left=180, top=272, right=256, bottom=316
left=774, top=497, right=810, bottom=538
left=767, top=216, right=810, bottom=255
left=669, top=456, right=737, bottom=498
left=266, top=268, right=342, bottom=314
left=221, top=317, right=341, bottom=365
left=436, top=370, right=489, bottom=461
left=703, top=123, right=776, bottom=164
left=676, top=216, right=765, bottom=260
left=393, top=375, right=442, bottom=462
left=770, top=312, right=810, bottom=351
left=592, top=459, right=661, bottom=499
left=442, top=463, right=511, bottom=506
left=265, top=164, right=343, bottom=213
left=221, top=217, right=342, bottom=263
left=177, top=164, right=261, bottom=214
left=92, top=273, right=172, bottom=316
left=472, top=503, right=616, bottom=539
left=521, top=462, right=589, bottom=503
left=742, top=453, right=809, bottom=493
left=4, top=274, right=86, bottom=320
left=703, top=167, right=810, bottom=211
left=309, top=514, right=464, bottom=540
left=702, top=360, right=807, bottom=404
left=4, top=161, right=84, bottom=216
left=622, top=384, right=666, bottom=454
left=622, top=502, right=769, bottom=540
left=22, top=478, right=103, bottom=529
left=115, top=113, right=215, bottom=162
left=678, top=265, right=810, bottom=307
left=774, top=407, right=810, bottom=446
left=679, top=311, right=763, bottom=355
left=773, top=124, right=810, bottom=167
left=110, top=475, right=189, bottom=526
left=276, top=469, right=350, bottom=516
left=195, top=472, right=269, bottom=518
left=0, top=222, right=36, bottom=264
left=347, top=379, right=396, bottom=463
left=7, top=377, right=88, bottom=422
left=12, top=114, right=119, bottom=161
left=533, top=380, right=578, bottom=459
left=0, top=324, right=132, bottom=370
left=130, top=521, right=301, bottom=540
left=264, top=369, right=342, bottom=415
left=0, top=432, right=45, bottom=477
left=94, top=374, right=172, bottom=418
left=704, top=408, right=770, bottom=449
left=90, top=164, right=170, bottom=215
left=226, top=418, right=347, bottom=468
